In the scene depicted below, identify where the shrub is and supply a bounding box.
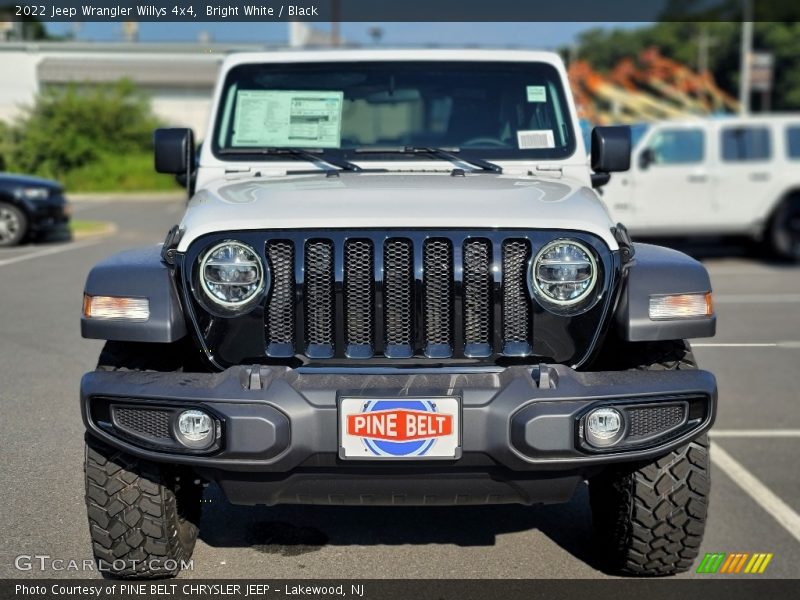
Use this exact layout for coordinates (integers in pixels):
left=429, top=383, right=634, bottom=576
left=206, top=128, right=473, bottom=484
left=7, top=80, right=161, bottom=179
left=61, top=152, right=178, bottom=193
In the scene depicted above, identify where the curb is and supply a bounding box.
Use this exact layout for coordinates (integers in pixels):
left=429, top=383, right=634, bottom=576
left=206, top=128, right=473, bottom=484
left=69, top=192, right=185, bottom=203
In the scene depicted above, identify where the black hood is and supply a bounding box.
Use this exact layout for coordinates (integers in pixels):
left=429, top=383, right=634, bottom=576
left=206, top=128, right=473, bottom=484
left=0, top=172, right=62, bottom=191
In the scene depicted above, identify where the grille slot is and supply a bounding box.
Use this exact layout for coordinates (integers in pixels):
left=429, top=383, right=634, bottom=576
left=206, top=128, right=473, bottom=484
left=113, top=406, right=172, bottom=442
left=423, top=239, right=454, bottom=358
left=627, top=404, right=687, bottom=441
left=344, top=239, right=375, bottom=358
left=266, top=240, right=295, bottom=357
left=501, top=239, right=532, bottom=356
left=383, top=239, right=415, bottom=358
left=463, top=239, right=492, bottom=357
left=304, top=240, right=335, bottom=358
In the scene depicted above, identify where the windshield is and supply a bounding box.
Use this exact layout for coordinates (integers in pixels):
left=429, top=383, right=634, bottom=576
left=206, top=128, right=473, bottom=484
left=212, top=61, right=577, bottom=162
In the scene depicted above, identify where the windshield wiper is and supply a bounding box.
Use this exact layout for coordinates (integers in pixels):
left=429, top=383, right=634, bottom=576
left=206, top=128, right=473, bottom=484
left=218, top=147, right=362, bottom=172
left=354, top=146, right=502, bottom=174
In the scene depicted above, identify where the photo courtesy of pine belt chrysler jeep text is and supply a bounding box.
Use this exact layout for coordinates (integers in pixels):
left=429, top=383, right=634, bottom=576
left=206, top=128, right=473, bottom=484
left=79, top=49, right=717, bottom=579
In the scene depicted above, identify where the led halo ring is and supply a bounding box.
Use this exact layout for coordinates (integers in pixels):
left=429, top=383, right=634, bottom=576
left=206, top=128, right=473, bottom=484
left=531, top=238, right=598, bottom=307
left=198, top=240, right=267, bottom=310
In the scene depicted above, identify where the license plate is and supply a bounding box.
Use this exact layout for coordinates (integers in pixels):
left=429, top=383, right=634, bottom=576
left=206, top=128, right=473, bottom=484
left=338, top=397, right=461, bottom=460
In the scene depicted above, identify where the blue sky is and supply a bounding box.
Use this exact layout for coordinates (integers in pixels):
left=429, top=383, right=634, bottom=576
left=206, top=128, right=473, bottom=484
left=45, top=22, right=646, bottom=49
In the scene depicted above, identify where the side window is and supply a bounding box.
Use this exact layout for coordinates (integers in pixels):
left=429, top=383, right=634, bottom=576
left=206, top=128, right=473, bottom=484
left=648, top=129, right=704, bottom=164
left=721, top=127, right=771, bottom=162
left=786, top=126, right=800, bottom=159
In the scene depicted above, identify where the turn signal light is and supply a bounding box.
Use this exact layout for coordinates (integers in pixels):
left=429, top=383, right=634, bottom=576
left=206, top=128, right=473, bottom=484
left=649, top=292, right=713, bottom=320
left=83, top=294, right=150, bottom=321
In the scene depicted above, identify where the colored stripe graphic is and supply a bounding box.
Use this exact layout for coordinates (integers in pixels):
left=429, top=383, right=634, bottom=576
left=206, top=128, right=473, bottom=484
left=697, top=553, right=726, bottom=573
left=699, top=552, right=773, bottom=574
left=744, top=553, right=774, bottom=574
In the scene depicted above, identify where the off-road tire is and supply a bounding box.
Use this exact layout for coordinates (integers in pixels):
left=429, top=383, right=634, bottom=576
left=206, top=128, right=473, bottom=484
left=767, top=196, right=800, bottom=262
left=589, top=339, right=710, bottom=576
left=0, top=201, right=27, bottom=247
left=84, top=431, right=202, bottom=578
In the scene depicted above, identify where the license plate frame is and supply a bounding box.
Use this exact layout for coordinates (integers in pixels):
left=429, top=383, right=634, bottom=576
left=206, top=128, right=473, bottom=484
left=338, top=396, right=462, bottom=461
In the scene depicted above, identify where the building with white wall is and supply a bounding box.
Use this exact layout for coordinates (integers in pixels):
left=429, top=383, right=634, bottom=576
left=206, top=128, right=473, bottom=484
left=0, top=41, right=276, bottom=138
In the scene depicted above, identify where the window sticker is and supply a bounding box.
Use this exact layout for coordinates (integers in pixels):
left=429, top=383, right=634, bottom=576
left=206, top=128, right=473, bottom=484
left=232, top=90, right=344, bottom=148
left=517, top=129, right=555, bottom=149
left=526, top=85, right=547, bottom=103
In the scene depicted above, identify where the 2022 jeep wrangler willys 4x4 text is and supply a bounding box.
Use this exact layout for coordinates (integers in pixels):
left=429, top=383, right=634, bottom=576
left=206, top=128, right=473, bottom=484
left=79, top=50, right=717, bottom=578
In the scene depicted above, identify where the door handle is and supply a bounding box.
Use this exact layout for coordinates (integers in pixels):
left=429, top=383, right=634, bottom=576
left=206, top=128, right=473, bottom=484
left=687, top=174, right=708, bottom=183
left=749, top=172, right=770, bottom=182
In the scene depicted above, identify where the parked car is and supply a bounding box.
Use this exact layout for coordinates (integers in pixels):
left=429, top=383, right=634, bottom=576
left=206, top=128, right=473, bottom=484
left=0, top=172, right=70, bottom=246
left=79, top=49, right=717, bottom=578
left=601, top=115, right=800, bottom=260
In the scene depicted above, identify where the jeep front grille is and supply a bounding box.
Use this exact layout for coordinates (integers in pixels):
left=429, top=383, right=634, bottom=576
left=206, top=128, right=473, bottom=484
left=185, top=230, right=614, bottom=367
left=263, top=233, right=536, bottom=361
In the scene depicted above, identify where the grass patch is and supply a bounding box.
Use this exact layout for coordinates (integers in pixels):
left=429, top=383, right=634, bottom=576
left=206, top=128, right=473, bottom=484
left=61, top=152, right=180, bottom=193
left=70, top=219, right=111, bottom=237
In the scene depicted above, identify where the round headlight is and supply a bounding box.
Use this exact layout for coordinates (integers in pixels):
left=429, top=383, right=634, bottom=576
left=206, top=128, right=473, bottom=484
left=199, top=241, right=265, bottom=309
left=532, top=239, right=597, bottom=307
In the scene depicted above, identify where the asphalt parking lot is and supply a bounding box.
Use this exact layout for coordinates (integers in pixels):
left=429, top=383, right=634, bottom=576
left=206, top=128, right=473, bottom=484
left=0, top=197, right=798, bottom=579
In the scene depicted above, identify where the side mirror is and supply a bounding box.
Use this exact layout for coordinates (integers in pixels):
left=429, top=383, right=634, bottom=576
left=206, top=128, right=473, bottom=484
left=154, top=128, right=195, bottom=175
left=638, top=148, right=655, bottom=170
left=591, top=126, right=631, bottom=174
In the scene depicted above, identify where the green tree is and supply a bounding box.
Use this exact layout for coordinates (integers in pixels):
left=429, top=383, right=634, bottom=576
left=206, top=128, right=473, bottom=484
left=7, top=80, right=160, bottom=178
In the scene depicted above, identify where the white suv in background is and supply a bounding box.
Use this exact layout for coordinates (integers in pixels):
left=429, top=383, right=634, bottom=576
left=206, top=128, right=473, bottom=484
left=601, top=115, right=800, bottom=260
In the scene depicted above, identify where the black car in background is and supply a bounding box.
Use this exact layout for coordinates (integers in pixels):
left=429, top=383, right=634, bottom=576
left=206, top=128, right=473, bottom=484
left=0, top=173, right=70, bottom=246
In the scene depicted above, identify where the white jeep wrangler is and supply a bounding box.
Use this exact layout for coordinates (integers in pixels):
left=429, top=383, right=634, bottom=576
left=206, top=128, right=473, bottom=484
left=602, top=115, right=800, bottom=260
left=80, top=49, right=717, bottom=578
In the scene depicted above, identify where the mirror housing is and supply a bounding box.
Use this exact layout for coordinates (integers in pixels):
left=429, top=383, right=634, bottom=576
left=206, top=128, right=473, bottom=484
left=591, top=126, right=631, bottom=174
left=638, top=148, right=656, bottom=170
left=591, top=172, right=611, bottom=189
left=154, top=128, right=195, bottom=175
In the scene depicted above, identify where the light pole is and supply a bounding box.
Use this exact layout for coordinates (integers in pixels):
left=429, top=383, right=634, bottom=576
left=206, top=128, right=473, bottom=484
left=738, top=0, right=753, bottom=114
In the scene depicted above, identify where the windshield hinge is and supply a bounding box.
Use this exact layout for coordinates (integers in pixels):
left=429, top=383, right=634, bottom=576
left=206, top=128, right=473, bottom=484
left=224, top=167, right=253, bottom=179
left=528, top=165, right=563, bottom=178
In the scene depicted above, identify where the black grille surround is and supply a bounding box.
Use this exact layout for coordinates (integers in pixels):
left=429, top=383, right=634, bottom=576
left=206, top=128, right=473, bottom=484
left=181, top=230, right=620, bottom=369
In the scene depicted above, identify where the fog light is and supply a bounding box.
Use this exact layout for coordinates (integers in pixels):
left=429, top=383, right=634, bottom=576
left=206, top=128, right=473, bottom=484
left=175, top=410, right=214, bottom=449
left=585, top=407, right=624, bottom=447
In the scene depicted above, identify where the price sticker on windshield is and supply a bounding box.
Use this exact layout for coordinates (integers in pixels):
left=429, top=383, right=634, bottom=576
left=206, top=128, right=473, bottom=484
left=517, top=129, right=555, bottom=149
left=232, top=90, right=344, bottom=148
left=526, top=85, right=547, bottom=103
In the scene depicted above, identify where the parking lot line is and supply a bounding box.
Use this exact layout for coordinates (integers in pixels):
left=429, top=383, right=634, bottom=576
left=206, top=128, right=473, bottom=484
left=713, top=430, right=800, bottom=438
left=711, top=442, right=800, bottom=544
left=714, top=294, right=800, bottom=304
left=0, top=239, right=100, bottom=267
left=693, top=343, right=778, bottom=347
left=693, top=342, right=800, bottom=349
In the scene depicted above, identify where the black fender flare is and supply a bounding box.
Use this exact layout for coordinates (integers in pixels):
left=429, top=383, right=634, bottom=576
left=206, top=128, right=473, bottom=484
left=81, top=246, right=187, bottom=343
left=615, top=243, right=716, bottom=342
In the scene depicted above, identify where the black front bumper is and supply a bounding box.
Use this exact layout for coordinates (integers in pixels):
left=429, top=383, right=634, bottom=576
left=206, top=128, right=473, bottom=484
left=81, top=365, right=716, bottom=506
left=25, top=194, right=70, bottom=233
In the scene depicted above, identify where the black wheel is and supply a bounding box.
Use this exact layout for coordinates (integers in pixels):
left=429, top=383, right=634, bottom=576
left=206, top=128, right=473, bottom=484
left=767, top=196, right=800, bottom=262
left=0, top=201, right=27, bottom=247
left=588, top=340, right=710, bottom=576
left=84, top=435, right=202, bottom=579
